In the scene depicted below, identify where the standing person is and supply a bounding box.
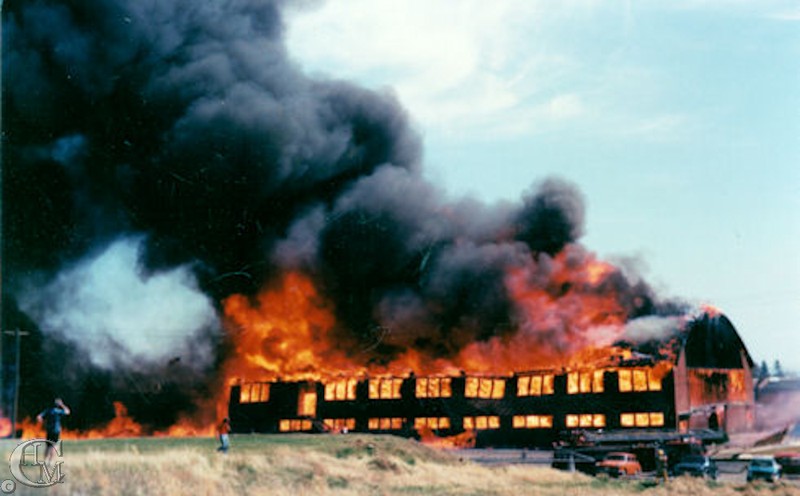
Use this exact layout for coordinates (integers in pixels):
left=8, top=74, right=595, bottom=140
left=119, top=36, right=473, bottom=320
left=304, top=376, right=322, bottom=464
left=217, top=417, right=231, bottom=453
left=37, top=398, right=70, bottom=461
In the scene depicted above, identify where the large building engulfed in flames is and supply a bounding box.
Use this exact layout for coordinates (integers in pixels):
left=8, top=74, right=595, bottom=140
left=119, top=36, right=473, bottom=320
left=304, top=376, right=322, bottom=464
left=228, top=311, right=754, bottom=447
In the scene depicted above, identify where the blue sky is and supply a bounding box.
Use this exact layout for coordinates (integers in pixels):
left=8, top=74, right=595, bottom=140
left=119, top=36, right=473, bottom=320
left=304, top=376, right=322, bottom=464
left=283, top=1, right=800, bottom=372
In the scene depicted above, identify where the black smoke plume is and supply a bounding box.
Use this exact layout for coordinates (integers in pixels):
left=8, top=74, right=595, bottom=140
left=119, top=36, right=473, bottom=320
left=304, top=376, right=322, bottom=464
left=1, top=0, right=683, bottom=430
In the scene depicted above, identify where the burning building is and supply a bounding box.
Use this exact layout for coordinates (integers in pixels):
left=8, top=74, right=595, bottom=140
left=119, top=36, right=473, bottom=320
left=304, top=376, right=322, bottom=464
left=227, top=310, right=755, bottom=447
left=0, top=0, right=755, bottom=441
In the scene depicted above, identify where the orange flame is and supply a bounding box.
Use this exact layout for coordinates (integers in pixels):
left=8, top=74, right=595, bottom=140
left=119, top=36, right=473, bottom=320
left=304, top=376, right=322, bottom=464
left=12, top=402, right=214, bottom=440
left=220, top=271, right=366, bottom=384
left=417, top=426, right=476, bottom=448
left=0, top=416, right=12, bottom=437
left=700, top=303, right=723, bottom=317
left=41, top=246, right=688, bottom=439
left=218, top=248, right=645, bottom=388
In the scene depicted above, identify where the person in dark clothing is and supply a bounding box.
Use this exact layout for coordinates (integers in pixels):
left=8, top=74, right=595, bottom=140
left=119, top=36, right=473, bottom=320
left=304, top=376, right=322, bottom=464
left=37, top=398, right=70, bottom=460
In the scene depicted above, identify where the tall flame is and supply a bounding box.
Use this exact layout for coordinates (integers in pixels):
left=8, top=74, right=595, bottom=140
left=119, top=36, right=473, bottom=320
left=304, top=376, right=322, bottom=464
left=218, top=250, right=649, bottom=385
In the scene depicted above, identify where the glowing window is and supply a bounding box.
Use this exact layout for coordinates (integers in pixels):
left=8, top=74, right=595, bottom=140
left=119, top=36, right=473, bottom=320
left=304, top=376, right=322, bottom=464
left=279, top=419, right=313, bottom=432
left=619, top=368, right=663, bottom=393
left=466, top=378, right=506, bottom=399
left=324, top=418, right=355, bottom=432
left=531, top=376, right=542, bottom=395
left=621, top=413, right=635, bottom=427
left=325, top=379, right=357, bottom=401
left=298, top=387, right=317, bottom=417
left=512, top=415, right=553, bottom=429
left=593, top=371, right=605, bottom=393
left=416, top=377, right=453, bottom=398
left=567, top=372, right=579, bottom=394
left=517, top=374, right=550, bottom=396
left=369, top=378, right=403, bottom=399
left=368, top=417, right=404, bottom=430
left=620, top=412, right=665, bottom=428
left=618, top=370, right=632, bottom=392
left=414, top=417, right=450, bottom=430
left=543, top=374, right=554, bottom=394
left=580, top=373, right=593, bottom=393
left=568, top=371, right=605, bottom=394
left=517, top=376, right=530, bottom=396
left=633, top=370, right=648, bottom=392
left=650, top=412, right=665, bottom=427
left=566, top=414, right=605, bottom=428
left=649, top=371, right=663, bottom=391
left=463, top=416, right=500, bottom=430
left=566, top=414, right=579, bottom=428
left=239, top=383, right=271, bottom=404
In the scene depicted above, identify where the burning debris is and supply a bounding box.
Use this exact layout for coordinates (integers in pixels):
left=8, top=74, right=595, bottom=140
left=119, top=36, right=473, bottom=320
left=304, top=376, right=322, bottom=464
left=2, top=0, right=697, bottom=437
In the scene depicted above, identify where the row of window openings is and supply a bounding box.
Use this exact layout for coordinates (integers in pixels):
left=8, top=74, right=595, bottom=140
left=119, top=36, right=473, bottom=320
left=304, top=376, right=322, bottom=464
left=278, top=413, right=665, bottom=432
left=241, top=369, right=663, bottom=404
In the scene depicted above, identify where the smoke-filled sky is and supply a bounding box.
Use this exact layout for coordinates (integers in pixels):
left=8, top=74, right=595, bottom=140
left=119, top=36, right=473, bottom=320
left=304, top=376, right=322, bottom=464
left=285, top=0, right=800, bottom=372
left=1, top=0, right=798, bottom=429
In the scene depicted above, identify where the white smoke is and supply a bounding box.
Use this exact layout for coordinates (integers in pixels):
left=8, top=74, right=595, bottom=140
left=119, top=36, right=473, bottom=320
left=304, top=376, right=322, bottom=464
left=621, top=314, right=683, bottom=343
left=19, top=237, right=219, bottom=369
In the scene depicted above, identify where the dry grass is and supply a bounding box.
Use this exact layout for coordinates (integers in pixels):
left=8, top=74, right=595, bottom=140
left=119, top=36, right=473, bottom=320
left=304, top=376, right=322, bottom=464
left=0, top=435, right=798, bottom=496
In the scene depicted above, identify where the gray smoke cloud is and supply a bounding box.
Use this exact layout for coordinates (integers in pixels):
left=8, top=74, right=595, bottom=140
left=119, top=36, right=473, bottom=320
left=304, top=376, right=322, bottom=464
left=2, top=0, right=684, bottom=428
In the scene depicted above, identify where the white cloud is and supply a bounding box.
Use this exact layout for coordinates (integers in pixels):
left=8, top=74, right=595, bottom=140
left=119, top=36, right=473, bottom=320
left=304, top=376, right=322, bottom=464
left=286, top=0, right=550, bottom=138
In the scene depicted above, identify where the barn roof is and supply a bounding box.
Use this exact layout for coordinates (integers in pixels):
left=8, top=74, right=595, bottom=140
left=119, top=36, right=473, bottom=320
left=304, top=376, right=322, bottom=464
left=680, top=312, right=754, bottom=369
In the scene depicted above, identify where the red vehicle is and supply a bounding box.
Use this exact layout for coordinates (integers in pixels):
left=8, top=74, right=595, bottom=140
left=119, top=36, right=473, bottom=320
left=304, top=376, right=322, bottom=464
left=596, top=452, right=642, bottom=477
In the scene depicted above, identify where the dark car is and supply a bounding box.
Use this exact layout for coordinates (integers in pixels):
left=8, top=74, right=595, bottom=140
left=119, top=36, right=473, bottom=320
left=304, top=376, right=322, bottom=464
left=673, top=454, right=718, bottom=480
left=747, top=456, right=782, bottom=483
left=775, top=452, right=800, bottom=475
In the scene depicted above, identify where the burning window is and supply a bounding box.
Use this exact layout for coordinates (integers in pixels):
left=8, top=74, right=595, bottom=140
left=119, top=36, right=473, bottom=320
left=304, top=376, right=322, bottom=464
left=566, top=414, right=605, bottom=428
left=465, top=377, right=506, bottom=399
left=688, top=369, right=747, bottom=405
left=368, top=418, right=404, bottom=430
left=512, top=415, right=553, bottom=429
left=368, top=378, right=403, bottom=399
left=518, top=374, right=555, bottom=396
left=279, top=419, right=313, bottom=432
left=463, top=416, right=500, bottom=430
left=323, top=418, right=355, bottom=432
left=414, top=417, right=451, bottom=430
left=415, top=377, right=453, bottom=398
left=239, top=382, right=271, bottom=403
left=297, top=384, right=317, bottom=417
left=567, top=371, right=605, bottom=394
left=620, top=412, right=665, bottom=428
left=324, top=378, right=357, bottom=401
left=617, top=368, right=662, bottom=393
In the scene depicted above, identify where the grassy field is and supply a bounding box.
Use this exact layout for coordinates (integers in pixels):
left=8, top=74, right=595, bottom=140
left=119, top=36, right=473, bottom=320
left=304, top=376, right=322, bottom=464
left=0, top=434, right=798, bottom=496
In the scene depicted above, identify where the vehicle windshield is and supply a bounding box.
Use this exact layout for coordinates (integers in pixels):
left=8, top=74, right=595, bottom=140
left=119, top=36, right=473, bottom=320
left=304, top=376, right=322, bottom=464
left=751, top=459, right=774, bottom=467
left=681, top=455, right=705, bottom=463
left=606, top=455, right=626, bottom=461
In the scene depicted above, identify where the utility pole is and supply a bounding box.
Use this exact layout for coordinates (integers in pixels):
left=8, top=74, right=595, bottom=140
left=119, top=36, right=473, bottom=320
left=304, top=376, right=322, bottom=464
left=3, top=329, right=29, bottom=438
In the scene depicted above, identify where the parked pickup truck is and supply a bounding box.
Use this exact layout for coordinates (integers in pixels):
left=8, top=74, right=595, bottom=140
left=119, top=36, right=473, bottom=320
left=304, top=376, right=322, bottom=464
left=596, top=452, right=642, bottom=477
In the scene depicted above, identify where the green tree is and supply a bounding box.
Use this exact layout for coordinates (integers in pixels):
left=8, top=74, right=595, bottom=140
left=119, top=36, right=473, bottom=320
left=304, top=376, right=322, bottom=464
left=773, top=360, right=784, bottom=378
